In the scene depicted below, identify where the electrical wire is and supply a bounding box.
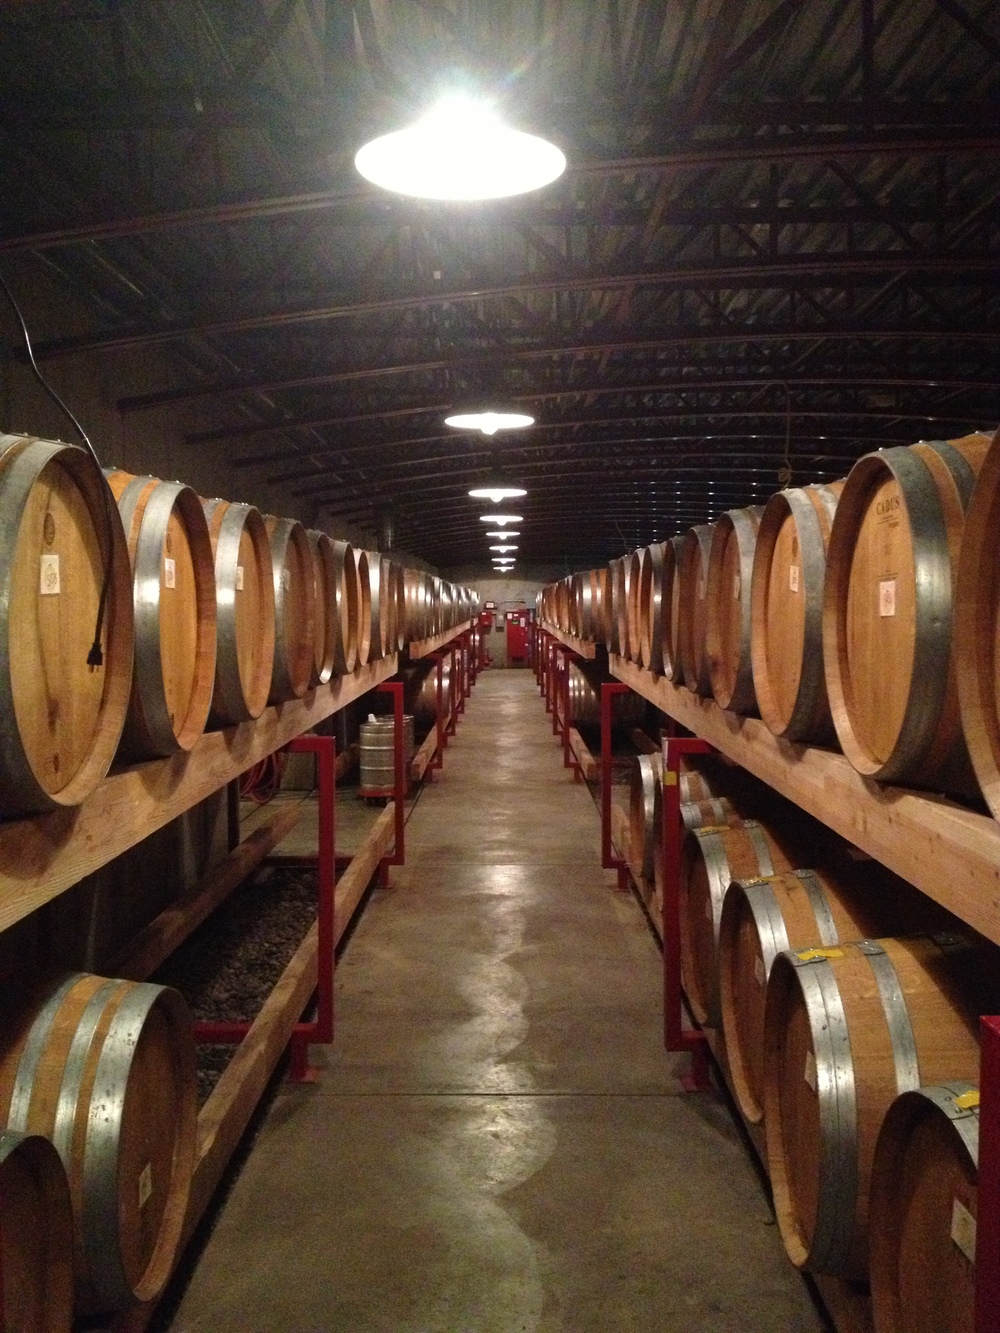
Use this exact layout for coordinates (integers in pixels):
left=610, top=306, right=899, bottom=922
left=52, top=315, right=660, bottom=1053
left=0, top=270, right=115, bottom=668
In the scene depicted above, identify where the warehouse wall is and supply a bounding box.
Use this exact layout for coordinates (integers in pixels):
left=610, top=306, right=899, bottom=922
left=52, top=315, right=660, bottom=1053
left=0, top=257, right=377, bottom=546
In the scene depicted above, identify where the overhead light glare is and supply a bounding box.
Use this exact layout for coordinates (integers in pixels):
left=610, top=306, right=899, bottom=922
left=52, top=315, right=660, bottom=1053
left=451, top=412, right=534, bottom=437
left=468, top=485, right=529, bottom=502
left=485, top=530, right=520, bottom=538
left=479, top=514, right=522, bottom=524
left=355, top=97, right=566, bottom=201
left=490, top=544, right=518, bottom=552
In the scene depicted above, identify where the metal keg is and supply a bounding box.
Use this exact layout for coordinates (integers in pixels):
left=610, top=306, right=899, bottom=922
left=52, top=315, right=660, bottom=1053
left=359, top=714, right=415, bottom=796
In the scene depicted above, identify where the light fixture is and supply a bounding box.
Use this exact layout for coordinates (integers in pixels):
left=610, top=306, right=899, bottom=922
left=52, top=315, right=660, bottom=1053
left=450, top=412, right=534, bottom=437
left=485, top=530, right=520, bottom=538
left=468, top=483, right=528, bottom=503
left=479, top=514, right=522, bottom=525
left=489, top=544, right=518, bottom=552
left=355, top=96, right=566, bottom=201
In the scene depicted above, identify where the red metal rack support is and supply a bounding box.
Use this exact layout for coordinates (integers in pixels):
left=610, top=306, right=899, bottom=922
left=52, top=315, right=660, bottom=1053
left=376, top=681, right=406, bottom=874
left=429, top=651, right=445, bottom=771
left=446, top=643, right=459, bottom=740
left=193, top=733, right=336, bottom=1083
left=600, top=682, right=630, bottom=892
left=661, top=734, right=714, bottom=1093
left=976, top=1015, right=1000, bottom=1332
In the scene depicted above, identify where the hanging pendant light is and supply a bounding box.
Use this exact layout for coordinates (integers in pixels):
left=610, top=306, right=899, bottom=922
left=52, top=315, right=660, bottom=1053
left=449, top=411, right=534, bottom=437
left=479, top=514, right=522, bottom=525
left=355, top=97, right=566, bottom=201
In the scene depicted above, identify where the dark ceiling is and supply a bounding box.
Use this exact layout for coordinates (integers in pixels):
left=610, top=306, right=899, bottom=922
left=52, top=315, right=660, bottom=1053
left=1, top=1, right=998, bottom=570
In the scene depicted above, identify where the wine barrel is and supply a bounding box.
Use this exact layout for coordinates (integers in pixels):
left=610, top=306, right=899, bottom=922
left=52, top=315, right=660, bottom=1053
left=663, top=535, right=685, bottom=684
left=956, top=427, right=1000, bottom=821
left=751, top=482, right=844, bottom=742
left=706, top=506, right=764, bottom=714
left=681, top=795, right=737, bottom=831
left=870, top=1081, right=979, bottom=1333
left=389, top=561, right=407, bottom=651
left=677, top=524, right=715, bottom=696
left=202, top=500, right=274, bottom=726
left=263, top=516, right=315, bottom=702
left=763, top=934, right=983, bottom=1278
left=566, top=662, right=646, bottom=730
left=0, top=1130, right=74, bottom=1332
left=627, top=548, right=647, bottom=663
left=636, top=543, right=667, bottom=675
left=629, top=753, right=661, bottom=880
left=328, top=540, right=359, bottom=675
left=680, top=769, right=715, bottom=803
left=823, top=433, right=992, bottom=794
left=0, top=973, right=197, bottom=1313
left=377, top=555, right=400, bottom=657
left=680, top=819, right=795, bottom=1025
left=307, top=530, right=336, bottom=686
left=718, top=867, right=883, bottom=1124
left=614, top=557, right=632, bottom=659
left=0, top=437, right=133, bottom=815
left=363, top=551, right=385, bottom=661
left=352, top=548, right=373, bottom=667
left=107, top=472, right=217, bottom=758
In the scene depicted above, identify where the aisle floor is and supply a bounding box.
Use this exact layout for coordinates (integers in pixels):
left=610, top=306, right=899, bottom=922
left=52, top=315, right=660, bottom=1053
left=168, top=670, right=827, bottom=1333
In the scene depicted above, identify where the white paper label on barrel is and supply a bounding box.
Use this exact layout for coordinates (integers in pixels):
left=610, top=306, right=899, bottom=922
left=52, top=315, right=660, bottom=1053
left=804, top=1050, right=817, bottom=1092
left=39, top=553, right=60, bottom=595
left=733, top=574, right=741, bottom=599
left=789, top=565, right=800, bottom=593
left=236, top=564, right=244, bottom=591
left=164, top=556, right=176, bottom=589
left=951, top=1197, right=976, bottom=1264
left=138, top=1162, right=153, bottom=1210
left=879, top=578, right=896, bottom=617
left=754, top=955, right=766, bottom=987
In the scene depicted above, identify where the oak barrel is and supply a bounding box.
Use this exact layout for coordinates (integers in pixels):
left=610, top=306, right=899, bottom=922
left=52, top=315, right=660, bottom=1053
left=763, top=934, right=983, bottom=1278
left=307, top=530, right=336, bottom=686
left=677, top=524, right=715, bottom=696
left=955, top=427, right=1000, bottom=820
left=663, top=535, right=685, bottom=684
left=706, top=505, right=764, bottom=714
left=680, top=795, right=737, bottom=832
left=0, top=1130, right=74, bottom=1332
left=0, top=437, right=133, bottom=815
left=751, top=482, right=844, bottom=742
left=637, top=542, right=667, bottom=675
left=203, top=500, right=274, bottom=725
left=0, top=973, right=197, bottom=1312
left=626, top=548, right=647, bottom=663
left=363, top=551, right=385, bottom=661
left=870, top=1081, right=979, bottom=1333
left=107, top=472, right=217, bottom=758
left=718, top=867, right=883, bottom=1124
left=822, top=432, right=992, bottom=793
left=614, top=557, right=632, bottom=658
left=679, top=819, right=795, bottom=1025
left=330, top=540, right=360, bottom=674
left=263, top=516, right=315, bottom=702
left=353, top=548, right=373, bottom=666
left=629, top=753, right=661, bottom=881
left=566, top=662, right=645, bottom=731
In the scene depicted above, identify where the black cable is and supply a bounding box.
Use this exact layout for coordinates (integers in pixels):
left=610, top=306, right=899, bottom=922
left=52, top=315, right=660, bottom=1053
left=0, top=271, right=114, bottom=668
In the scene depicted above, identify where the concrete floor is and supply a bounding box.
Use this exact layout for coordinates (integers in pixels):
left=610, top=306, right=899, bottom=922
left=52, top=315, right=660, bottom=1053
left=167, top=670, right=828, bottom=1333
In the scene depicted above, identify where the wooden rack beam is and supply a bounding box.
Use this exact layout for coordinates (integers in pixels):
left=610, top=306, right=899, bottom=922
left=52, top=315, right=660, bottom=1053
left=542, top=625, right=597, bottom=659
left=0, top=655, right=399, bottom=933
left=608, top=653, right=1000, bottom=946
left=407, top=622, right=474, bottom=659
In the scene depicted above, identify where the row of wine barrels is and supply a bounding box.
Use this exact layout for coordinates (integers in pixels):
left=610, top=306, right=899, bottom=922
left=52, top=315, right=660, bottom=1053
left=0, top=1129, right=73, bottom=1331
left=629, top=753, right=736, bottom=884
left=0, top=436, right=134, bottom=817
left=762, top=932, right=986, bottom=1280
left=870, top=1080, right=979, bottom=1333
left=0, top=972, right=197, bottom=1314
left=565, top=662, right=646, bottom=731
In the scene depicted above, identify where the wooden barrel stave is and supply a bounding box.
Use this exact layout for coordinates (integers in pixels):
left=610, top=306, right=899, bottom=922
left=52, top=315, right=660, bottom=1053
left=626, top=548, right=647, bottom=663
left=109, top=473, right=217, bottom=758
left=307, top=530, right=336, bottom=686
left=0, top=1129, right=74, bottom=1332
left=763, top=934, right=983, bottom=1279
left=0, top=438, right=133, bottom=814
left=0, top=972, right=197, bottom=1313
left=629, top=752, right=661, bottom=880
left=203, top=500, right=274, bottom=725
left=678, top=524, right=715, bottom=696
left=706, top=506, right=764, bottom=714
left=751, top=483, right=843, bottom=742
left=638, top=543, right=667, bottom=675
left=869, top=1080, right=979, bottom=1333
left=264, top=517, right=315, bottom=702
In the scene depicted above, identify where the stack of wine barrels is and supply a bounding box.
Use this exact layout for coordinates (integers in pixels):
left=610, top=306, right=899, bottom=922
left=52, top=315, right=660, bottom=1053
left=0, top=971, right=197, bottom=1314
left=628, top=754, right=736, bottom=888
left=565, top=662, right=645, bottom=731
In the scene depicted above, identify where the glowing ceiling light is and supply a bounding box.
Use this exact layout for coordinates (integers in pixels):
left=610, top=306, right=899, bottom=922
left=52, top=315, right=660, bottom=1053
left=468, top=484, right=528, bottom=503
left=451, top=412, right=534, bottom=437
left=479, top=514, right=522, bottom=524
left=490, top=544, right=518, bottom=552
left=355, top=97, right=566, bottom=201
left=485, top=530, right=520, bottom=538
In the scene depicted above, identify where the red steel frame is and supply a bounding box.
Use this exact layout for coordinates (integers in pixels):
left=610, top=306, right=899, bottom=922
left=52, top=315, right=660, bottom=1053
left=376, top=681, right=406, bottom=874
left=193, top=733, right=336, bottom=1083
left=600, top=681, right=630, bottom=893
left=977, top=1016, right=1000, bottom=1331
